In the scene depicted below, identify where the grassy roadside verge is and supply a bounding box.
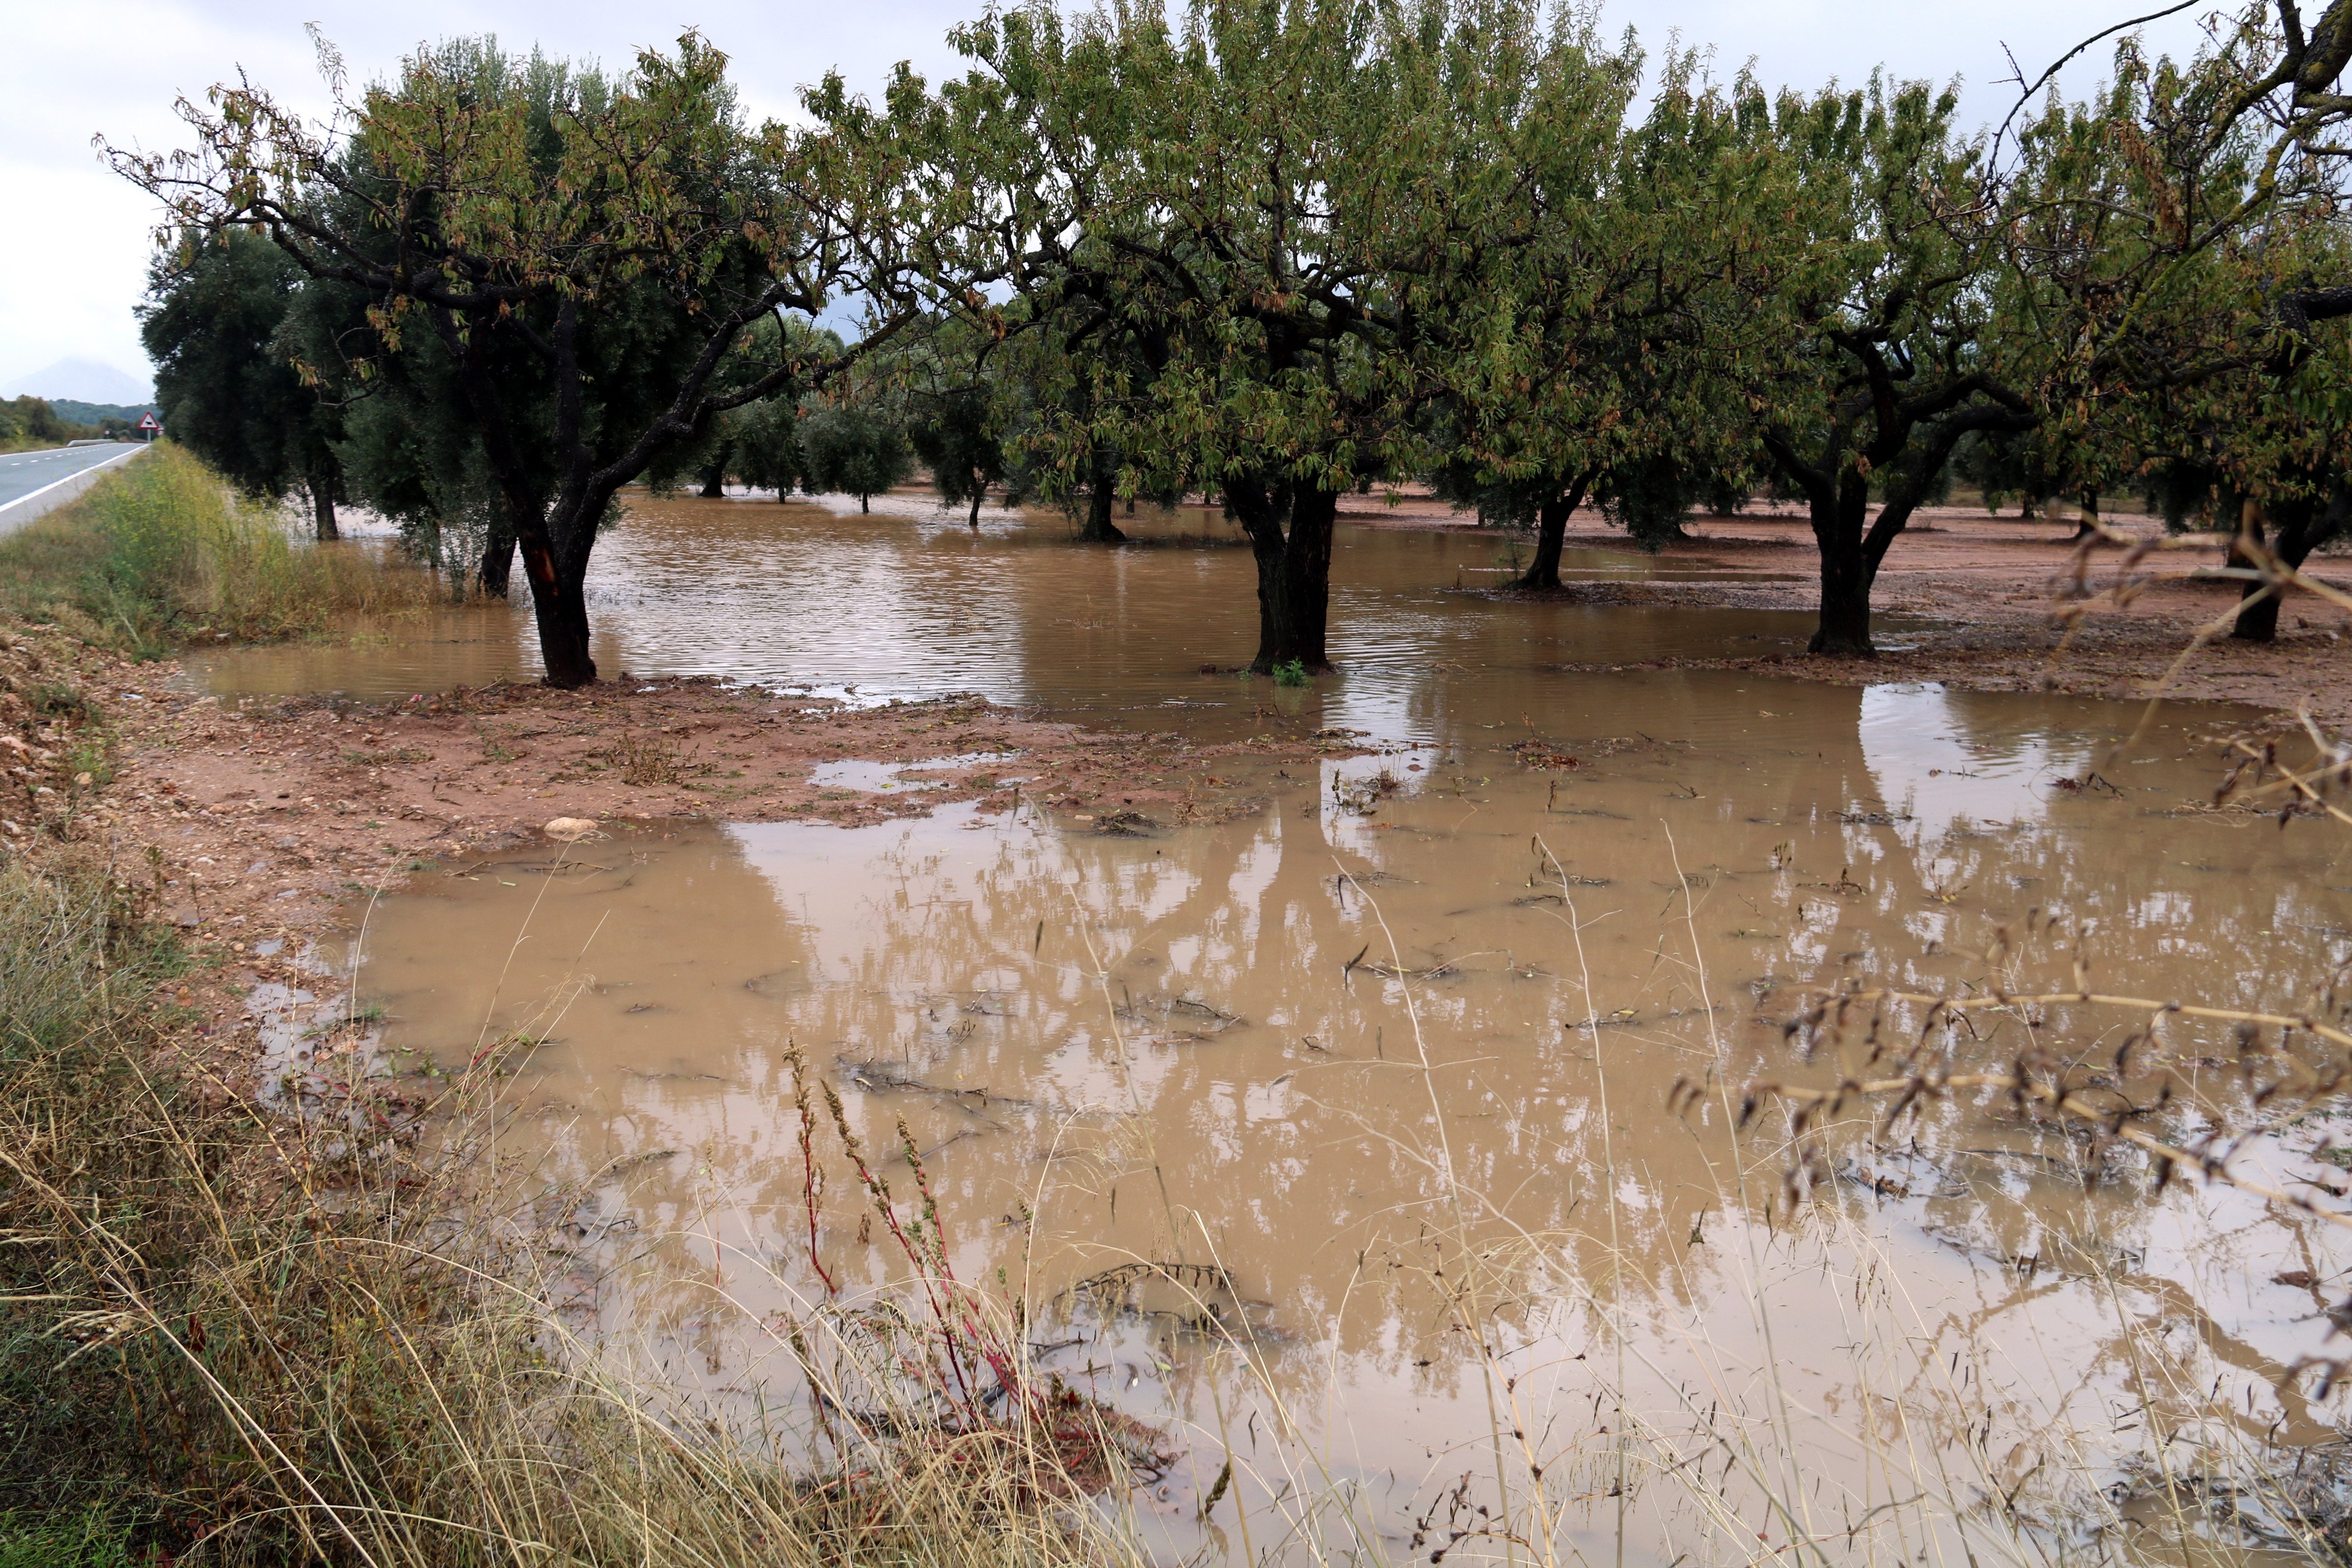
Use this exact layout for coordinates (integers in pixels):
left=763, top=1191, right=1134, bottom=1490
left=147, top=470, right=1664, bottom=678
left=0, top=445, right=445, bottom=660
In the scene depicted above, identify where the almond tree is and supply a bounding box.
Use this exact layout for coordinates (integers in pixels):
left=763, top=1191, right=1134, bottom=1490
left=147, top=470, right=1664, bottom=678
left=1997, top=19, right=2352, bottom=641
left=895, top=0, right=1535, bottom=672
left=110, top=33, right=921, bottom=687
left=1732, top=77, right=2037, bottom=656
left=1429, top=41, right=1766, bottom=585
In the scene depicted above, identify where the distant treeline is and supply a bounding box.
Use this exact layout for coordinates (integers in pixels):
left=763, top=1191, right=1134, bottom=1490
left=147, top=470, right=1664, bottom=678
left=47, top=399, right=153, bottom=431
left=0, top=396, right=145, bottom=451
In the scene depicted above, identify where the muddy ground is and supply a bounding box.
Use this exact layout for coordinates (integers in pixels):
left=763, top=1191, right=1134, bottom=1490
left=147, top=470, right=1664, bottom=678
left=0, top=628, right=1365, bottom=1069
left=1357, top=496, right=2352, bottom=726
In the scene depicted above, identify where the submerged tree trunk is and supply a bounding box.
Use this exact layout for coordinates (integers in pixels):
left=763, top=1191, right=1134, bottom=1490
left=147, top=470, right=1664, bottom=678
left=1077, top=485, right=1128, bottom=543
left=1802, top=471, right=1879, bottom=656
left=306, top=473, right=339, bottom=542
left=477, top=516, right=516, bottom=598
left=859, top=493, right=870, bottom=514
left=519, top=498, right=597, bottom=688
left=699, top=470, right=725, bottom=499
left=1512, top=477, right=1589, bottom=591
left=968, top=491, right=983, bottom=529
left=1228, top=480, right=1338, bottom=671
left=1807, top=465, right=1942, bottom=657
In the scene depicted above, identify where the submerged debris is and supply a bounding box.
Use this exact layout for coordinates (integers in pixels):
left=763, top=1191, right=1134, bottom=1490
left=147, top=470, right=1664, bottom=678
left=1114, top=992, right=1244, bottom=1043
left=835, top=1055, right=1051, bottom=1123
left=1057, top=1261, right=1278, bottom=1341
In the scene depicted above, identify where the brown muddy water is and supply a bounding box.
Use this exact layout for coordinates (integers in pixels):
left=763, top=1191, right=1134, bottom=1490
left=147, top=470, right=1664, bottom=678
left=272, top=496, right=2349, bottom=1563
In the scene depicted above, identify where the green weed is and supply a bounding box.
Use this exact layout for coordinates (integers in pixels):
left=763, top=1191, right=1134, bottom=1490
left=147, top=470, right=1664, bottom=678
left=0, top=445, right=448, bottom=657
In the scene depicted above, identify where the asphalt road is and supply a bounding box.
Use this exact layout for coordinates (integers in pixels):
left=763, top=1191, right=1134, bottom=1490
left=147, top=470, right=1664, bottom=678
left=0, top=443, right=143, bottom=510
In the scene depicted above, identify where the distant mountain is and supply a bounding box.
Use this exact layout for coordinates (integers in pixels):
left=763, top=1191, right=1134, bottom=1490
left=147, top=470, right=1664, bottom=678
left=48, top=399, right=154, bottom=428
left=0, top=358, right=153, bottom=405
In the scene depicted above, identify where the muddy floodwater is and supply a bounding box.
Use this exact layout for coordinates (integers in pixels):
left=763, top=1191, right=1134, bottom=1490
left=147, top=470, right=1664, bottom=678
left=285, top=497, right=2347, bottom=1563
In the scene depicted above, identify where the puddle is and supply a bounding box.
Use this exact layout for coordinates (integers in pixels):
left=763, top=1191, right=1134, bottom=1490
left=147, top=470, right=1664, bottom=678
left=185, top=497, right=1826, bottom=739
left=344, top=668, right=2352, bottom=1561
left=806, top=751, right=1021, bottom=793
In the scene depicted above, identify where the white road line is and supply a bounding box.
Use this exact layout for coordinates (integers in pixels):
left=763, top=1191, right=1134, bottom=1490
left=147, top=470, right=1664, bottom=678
left=0, top=445, right=146, bottom=529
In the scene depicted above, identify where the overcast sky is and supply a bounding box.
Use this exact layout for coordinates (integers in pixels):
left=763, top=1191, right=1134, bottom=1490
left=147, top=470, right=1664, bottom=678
left=0, top=0, right=2214, bottom=398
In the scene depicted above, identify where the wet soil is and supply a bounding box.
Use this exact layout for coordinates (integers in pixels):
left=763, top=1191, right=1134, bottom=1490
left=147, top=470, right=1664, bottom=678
left=2, top=627, right=1357, bottom=1058
left=1487, top=504, right=2352, bottom=726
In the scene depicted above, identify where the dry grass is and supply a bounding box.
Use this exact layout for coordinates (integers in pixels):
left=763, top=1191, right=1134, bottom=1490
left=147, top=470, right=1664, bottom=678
left=607, top=730, right=684, bottom=787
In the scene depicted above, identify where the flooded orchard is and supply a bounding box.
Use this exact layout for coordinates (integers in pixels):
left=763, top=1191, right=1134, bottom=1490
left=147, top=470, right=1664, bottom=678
left=275, top=498, right=2346, bottom=1564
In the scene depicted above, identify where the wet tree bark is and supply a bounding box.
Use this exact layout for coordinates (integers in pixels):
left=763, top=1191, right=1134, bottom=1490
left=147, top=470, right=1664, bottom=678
left=2069, top=491, right=2100, bottom=542
left=699, top=468, right=725, bottom=499
left=1512, top=476, right=1589, bottom=590
left=1077, top=484, right=1128, bottom=543
left=477, top=510, right=516, bottom=597
left=521, top=535, right=596, bottom=688
left=2230, top=492, right=2345, bottom=642
left=1228, top=480, right=1337, bottom=671
left=968, top=491, right=983, bottom=529
left=306, top=472, right=339, bottom=542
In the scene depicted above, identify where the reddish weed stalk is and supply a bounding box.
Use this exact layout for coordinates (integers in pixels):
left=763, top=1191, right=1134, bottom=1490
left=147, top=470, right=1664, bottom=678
left=783, top=1046, right=839, bottom=1296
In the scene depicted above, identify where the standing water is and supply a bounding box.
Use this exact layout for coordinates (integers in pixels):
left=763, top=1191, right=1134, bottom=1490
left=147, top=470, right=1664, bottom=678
left=236, top=496, right=2351, bottom=1564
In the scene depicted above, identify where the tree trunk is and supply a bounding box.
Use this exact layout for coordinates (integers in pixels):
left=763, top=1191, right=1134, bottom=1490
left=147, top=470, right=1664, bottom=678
left=1512, top=477, right=1588, bottom=591
left=2228, top=495, right=2335, bottom=644
left=521, top=536, right=596, bottom=689
left=2068, top=491, right=2100, bottom=542
left=307, top=474, right=339, bottom=542
left=699, top=470, right=725, bottom=499
left=478, top=516, right=516, bottom=598
left=1077, top=485, right=1128, bottom=543
left=860, top=494, right=870, bottom=514
left=1807, top=478, right=1877, bottom=656
left=968, top=491, right=983, bottom=529
left=1231, top=482, right=1337, bottom=671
